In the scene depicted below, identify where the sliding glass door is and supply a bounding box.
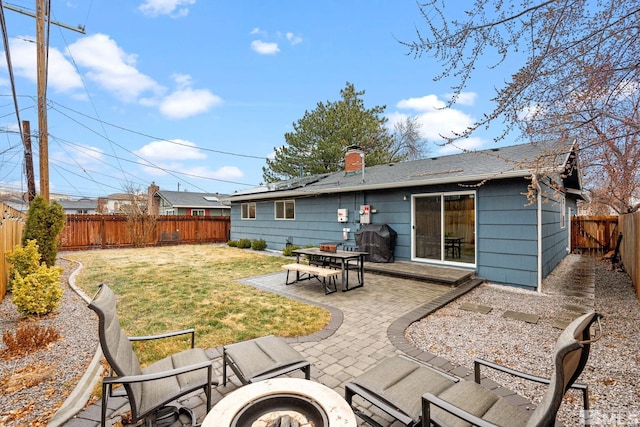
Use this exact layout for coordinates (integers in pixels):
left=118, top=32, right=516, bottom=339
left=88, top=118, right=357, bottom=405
left=413, top=192, right=475, bottom=265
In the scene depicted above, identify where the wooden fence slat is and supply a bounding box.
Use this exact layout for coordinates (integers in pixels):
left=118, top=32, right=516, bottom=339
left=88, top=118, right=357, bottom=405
left=0, top=202, right=26, bottom=301
left=619, top=213, right=640, bottom=303
left=59, top=214, right=230, bottom=251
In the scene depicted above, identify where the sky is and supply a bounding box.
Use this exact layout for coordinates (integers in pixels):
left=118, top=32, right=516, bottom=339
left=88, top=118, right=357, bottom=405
left=0, top=0, right=514, bottom=199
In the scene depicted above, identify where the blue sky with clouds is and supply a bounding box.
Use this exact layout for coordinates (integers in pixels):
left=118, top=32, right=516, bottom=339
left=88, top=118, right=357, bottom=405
left=0, top=0, right=512, bottom=199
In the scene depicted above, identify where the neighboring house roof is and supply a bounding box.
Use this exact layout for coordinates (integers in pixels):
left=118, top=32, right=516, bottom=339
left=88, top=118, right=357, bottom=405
left=104, top=193, right=139, bottom=201
left=227, top=139, right=582, bottom=202
left=155, top=190, right=230, bottom=209
left=58, top=199, right=98, bottom=211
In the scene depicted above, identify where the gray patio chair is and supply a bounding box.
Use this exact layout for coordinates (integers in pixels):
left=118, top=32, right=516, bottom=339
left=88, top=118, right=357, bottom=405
left=346, top=311, right=602, bottom=427
left=88, top=283, right=217, bottom=427
left=222, top=334, right=311, bottom=386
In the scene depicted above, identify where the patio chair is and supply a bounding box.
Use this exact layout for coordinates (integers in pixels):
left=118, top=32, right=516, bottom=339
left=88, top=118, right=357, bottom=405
left=222, top=334, right=311, bottom=386
left=346, top=311, right=602, bottom=427
left=88, top=283, right=217, bottom=427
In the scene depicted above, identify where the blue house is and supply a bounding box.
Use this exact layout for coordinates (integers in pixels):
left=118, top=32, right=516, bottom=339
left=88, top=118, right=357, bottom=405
left=226, top=140, right=584, bottom=291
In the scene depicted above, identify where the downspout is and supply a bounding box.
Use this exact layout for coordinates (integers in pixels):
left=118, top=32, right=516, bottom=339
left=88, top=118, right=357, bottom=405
left=535, top=175, right=543, bottom=292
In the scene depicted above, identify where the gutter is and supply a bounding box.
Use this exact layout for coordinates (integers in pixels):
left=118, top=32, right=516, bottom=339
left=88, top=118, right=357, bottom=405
left=536, top=177, right=543, bottom=292
left=226, top=169, right=542, bottom=202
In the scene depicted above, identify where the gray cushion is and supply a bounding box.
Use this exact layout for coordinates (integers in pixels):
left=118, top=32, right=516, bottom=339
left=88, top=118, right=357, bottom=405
left=352, top=356, right=456, bottom=422
left=430, top=381, right=499, bottom=427
left=224, top=335, right=306, bottom=381
left=140, top=348, right=211, bottom=416
left=482, top=397, right=530, bottom=427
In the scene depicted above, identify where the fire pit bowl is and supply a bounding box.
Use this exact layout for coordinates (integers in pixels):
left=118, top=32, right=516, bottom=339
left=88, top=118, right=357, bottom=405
left=202, top=378, right=357, bottom=427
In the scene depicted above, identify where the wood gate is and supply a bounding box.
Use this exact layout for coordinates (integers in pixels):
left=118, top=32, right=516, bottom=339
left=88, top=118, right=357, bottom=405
left=571, top=215, right=618, bottom=256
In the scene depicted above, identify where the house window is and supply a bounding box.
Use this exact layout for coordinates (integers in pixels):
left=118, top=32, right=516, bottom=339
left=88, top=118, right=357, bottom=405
left=275, top=200, right=295, bottom=220
left=191, top=209, right=205, bottom=216
left=560, top=195, right=566, bottom=228
left=241, top=202, right=256, bottom=219
left=164, top=209, right=175, bottom=215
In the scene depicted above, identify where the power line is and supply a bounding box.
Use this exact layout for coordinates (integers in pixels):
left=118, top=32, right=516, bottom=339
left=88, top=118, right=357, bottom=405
left=49, top=100, right=268, bottom=160
left=0, top=2, right=25, bottom=152
left=46, top=109, right=253, bottom=191
left=49, top=134, right=256, bottom=187
left=53, top=13, right=131, bottom=189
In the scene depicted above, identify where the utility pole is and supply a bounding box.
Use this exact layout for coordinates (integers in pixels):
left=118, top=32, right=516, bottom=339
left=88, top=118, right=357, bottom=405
left=22, top=121, right=36, bottom=202
left=36, top=0, right=48, bottom=201
left=5, top=2, right=85, bottom=203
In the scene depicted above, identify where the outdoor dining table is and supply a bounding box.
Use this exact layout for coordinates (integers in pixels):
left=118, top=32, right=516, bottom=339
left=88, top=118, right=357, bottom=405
left=291, top=247, right=368, bottom=291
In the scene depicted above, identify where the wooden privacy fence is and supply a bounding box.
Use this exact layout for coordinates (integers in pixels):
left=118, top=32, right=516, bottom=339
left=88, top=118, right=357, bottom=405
left=571, top=215, right=619, bottom=256
left=59, top=215, right=231, bottom=250
left=0, top=202, right=26, bottom=301
left=619, top=212, right=640, bottom=303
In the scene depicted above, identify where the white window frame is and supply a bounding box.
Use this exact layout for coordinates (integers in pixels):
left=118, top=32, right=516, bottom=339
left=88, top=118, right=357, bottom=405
left=560, top=195, right=566, bottom=229
left=191, top=209, right=205, bottom=216
left=241, top=202, right=256, bottom=220
left=164, top=209, right=175, bottom=215
left=275, top=200, right=295, bottom=220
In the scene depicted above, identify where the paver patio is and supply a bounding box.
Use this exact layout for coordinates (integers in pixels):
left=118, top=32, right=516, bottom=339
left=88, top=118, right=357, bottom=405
left=60, top=268, right=491, bottom=426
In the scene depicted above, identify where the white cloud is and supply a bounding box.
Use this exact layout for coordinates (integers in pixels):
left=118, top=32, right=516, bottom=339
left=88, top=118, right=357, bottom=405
left=445, top=92, right=477, bottom=106
left=66, top=34, right=163, bottom=102
left=286, top=32, right=303, bottom=45
left=187, top=165, right=244, bottom=180
left=158, top=74, right=222, bottom=119
left=396, top=95, right=446, bottom=112
left=518, top=102, right=545, bottom=121
left=435, top=137, right=484, bottom=154
left=391, top=93, right=478, bottom=148
left=135, top=139, right=206, bottom=161
left=0, top=37, right=83, bottom=93
left=251, top=40, right=280, bottom=55
left=249, top=29, right=301, bottom=54
left=138, top=0, right=195, bottom=18
left=52, top=144, right=105, bottom=167
left=134, top=140, right=243, bottom=181
left=250, top=28, right=267, bottom=37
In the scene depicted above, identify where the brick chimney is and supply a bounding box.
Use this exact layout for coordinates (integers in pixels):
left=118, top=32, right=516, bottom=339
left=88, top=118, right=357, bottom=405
left=344, top=146, right=363, bottom=174
left=147, top=182, right=160, bottom=215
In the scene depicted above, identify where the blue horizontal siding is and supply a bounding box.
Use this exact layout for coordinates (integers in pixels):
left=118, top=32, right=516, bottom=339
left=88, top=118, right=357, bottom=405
left=475, top=179, right=539, bottom=288
left=230, top=176, right=572, bottom=291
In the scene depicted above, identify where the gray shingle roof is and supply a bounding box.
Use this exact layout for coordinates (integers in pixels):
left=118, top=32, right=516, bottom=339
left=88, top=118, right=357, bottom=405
left=156, top=190, right=230, bottom=209
left=228, top=139, right=580, bottom=201
left=58, top=199, right=98, bottom=210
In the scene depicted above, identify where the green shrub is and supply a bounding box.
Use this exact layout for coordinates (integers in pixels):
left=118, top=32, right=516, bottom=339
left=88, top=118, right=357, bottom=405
left=11, top=264, right=63, bottom=315
left=237, top=238, right=252, bottom=249
left=251, top=239, right=267, bottom=251
left=6, top=240, right=41, bottom=292
left=22, top=196, right=66, bottom=267
left=227, top=240, right=238, bottom=247
left=282, top=245, right=300, bottom=257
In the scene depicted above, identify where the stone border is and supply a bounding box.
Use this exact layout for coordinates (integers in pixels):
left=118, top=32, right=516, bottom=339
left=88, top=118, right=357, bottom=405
left=48, top=259, right=106, bottom=427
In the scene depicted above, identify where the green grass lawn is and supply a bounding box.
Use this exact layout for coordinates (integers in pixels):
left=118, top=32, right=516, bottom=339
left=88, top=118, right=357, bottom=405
left=67, top=245, right=330, bottom=365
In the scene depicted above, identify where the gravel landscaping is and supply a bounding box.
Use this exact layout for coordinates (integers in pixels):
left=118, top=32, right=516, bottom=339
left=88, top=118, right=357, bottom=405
left=406, top=254, right=640, bottom=426
left=0, top=258, right=98, bottom=427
